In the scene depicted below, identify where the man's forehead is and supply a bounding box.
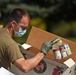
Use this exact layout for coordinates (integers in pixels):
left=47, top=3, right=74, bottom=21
left=20, top=15, right=29, bottom=25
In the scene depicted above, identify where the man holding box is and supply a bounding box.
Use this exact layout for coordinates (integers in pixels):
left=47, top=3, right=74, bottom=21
left=0, top=8, right=52, bottom=72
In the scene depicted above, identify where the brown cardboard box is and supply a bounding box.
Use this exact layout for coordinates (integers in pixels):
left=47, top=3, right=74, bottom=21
left=11, top=26, right=76, bottom=75
left=26, top=26, right=76, bottom=64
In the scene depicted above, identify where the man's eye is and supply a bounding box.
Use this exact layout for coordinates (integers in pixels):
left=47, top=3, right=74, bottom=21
left=21, top=26, right=26, bottom=30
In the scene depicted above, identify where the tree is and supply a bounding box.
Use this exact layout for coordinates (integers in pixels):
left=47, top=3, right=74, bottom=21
left=0, top=0, right=76, bottom=39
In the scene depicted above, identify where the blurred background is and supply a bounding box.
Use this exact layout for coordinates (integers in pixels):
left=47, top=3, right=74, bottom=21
left=0, top=0, right=76, bottom=44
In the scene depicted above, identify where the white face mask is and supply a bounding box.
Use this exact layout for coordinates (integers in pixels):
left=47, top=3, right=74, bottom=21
left=14, top=27, right=27, bottom=37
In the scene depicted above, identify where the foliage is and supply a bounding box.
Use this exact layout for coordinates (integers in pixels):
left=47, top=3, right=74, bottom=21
left=51, top=20, right=71, bottom=37
left=29, top=17, right=46, bottom=30
left=67, top=37, right=76, bottom=42
left=0, top=0, right=76, bottom=43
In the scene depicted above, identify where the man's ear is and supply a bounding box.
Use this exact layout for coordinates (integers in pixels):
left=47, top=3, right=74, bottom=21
left=11, top=20, right=17, bottom=27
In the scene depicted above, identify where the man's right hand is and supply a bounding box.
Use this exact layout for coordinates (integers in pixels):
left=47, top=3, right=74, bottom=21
left=40, top=41, right=52, bottom=55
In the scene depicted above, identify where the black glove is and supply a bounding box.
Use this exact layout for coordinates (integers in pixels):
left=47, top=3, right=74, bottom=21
left=40, top=41, right=52, bottom=55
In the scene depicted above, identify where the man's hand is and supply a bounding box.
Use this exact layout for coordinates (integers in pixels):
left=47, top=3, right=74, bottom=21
left=40, top=41, right=52, bottom=55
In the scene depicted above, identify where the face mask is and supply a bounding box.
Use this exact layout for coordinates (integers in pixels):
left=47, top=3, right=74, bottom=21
left=14, top=28, right=27, bottom=37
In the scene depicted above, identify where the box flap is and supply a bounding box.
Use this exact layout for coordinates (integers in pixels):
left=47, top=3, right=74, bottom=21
left=0, top=67, right=15, bottom=75
left=26, top=26, right=76, bottom=64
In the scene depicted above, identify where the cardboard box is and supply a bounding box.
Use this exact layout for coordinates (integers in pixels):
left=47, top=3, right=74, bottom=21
left=11, top=26, right=76, bottom=75
left=0, top=67, right=15, bottom=75
left=26, top=26, right=76, bottom=64
left=11, top=51, right=76, bottom=75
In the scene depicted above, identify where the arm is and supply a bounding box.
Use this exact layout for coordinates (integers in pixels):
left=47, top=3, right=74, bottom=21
left=13, top=52, right=44, bottom=73
left=13, top=41, right=53, bottom=73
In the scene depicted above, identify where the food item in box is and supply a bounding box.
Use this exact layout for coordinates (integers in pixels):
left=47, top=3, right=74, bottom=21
left=51, top=38, right=63, bottom=46
left=63, top=43, right=72, bottom=55
left=53, top=48, right=62, bottom=60
left=60, top=45, right=67, bottom=58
